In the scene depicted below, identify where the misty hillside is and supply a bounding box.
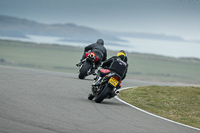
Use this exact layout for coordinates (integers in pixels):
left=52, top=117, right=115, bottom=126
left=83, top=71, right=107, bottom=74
left=1, top=15, right=199, bottom=44
left=103, top=30, right=199, bottom=43
left=0, top=15, right=120, bottom=42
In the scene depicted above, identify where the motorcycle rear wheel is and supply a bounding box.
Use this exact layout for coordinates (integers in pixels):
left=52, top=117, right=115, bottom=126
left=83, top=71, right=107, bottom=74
left=95, top=84, right=112, bottom=103
left=78, top=61, right=90, bottom=79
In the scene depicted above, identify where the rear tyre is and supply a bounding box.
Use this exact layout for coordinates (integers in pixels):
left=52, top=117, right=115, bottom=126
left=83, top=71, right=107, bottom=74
left=78, top=62, right=90, bottom=79
left=95, top=84, right=112, bottom=103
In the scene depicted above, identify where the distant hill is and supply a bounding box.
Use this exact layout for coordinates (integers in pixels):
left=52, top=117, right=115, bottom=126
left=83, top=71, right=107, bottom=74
left=103, top=30, right=200, bottom=43
left=0, top=15, right=121, bottom=42
left=1, top=15, right=199, bottom=44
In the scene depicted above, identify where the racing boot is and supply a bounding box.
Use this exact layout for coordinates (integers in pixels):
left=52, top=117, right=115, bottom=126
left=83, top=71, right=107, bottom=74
left=76, top=62, right=82, bottom=67
left=88, top=92, right=95, bottom=100
left=76, top=59, right=84, bottom=67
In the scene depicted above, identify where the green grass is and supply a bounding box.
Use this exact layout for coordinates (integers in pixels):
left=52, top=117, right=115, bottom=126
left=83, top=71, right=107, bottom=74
left=127, top=53, right=200, bottom=84
left=0, top=39, right=200, bottom=85
left=0, top=40, right=83, bottom=72
left=119, top=86, right=200, bottom=129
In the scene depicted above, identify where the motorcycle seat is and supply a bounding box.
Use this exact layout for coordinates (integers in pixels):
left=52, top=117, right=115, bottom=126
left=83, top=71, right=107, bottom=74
left=99, top=69, right=110, bottom=77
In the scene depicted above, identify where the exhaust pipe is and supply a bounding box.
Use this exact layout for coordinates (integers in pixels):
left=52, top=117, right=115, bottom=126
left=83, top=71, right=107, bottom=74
left=89, top=54, right=95, bottom=59
left=115, top=90, right=119, bottom=95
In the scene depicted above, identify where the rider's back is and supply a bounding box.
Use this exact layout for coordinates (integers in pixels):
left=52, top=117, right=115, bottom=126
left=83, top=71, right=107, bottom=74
left=102, top=56, right=128, bottom=79
left=84, top=39, right=107, bottom=61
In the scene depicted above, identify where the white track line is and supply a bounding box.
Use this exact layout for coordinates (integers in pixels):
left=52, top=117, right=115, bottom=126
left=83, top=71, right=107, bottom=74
left=115, top=87, right=200, bottom=131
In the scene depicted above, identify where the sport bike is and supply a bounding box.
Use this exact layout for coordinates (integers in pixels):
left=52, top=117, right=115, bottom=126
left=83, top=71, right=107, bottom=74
left=88, top=69, right=122, bottom=103
left=78, top=52, right=98, bottom=79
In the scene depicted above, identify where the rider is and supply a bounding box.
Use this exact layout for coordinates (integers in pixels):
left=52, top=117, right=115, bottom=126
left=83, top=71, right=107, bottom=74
left=93, top=50, right=128, bottom=96
left=76, top=39, right=107, bottom=73
left=101, top=50, right=128, bottom=80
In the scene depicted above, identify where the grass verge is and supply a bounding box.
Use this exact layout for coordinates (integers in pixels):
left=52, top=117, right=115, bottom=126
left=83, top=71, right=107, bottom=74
left=119, top=86, right=200, bottom=129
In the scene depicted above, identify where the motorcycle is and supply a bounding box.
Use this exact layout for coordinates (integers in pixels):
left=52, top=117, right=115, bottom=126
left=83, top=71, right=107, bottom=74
left=88, top=69, right=122, bottom=103
left=78, top=51, right=98, bottom=79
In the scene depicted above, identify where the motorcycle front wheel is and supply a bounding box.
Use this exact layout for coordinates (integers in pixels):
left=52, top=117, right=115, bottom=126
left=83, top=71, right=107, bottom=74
left=95, top=83, right=112, bottom=103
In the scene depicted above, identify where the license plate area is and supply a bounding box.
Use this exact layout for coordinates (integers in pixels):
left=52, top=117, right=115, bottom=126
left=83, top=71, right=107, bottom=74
left=108, top=77, right=119, bottom=87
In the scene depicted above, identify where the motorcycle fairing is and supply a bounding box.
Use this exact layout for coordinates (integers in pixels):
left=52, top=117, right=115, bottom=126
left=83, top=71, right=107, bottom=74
left=85, top=52, right=99, bottom=62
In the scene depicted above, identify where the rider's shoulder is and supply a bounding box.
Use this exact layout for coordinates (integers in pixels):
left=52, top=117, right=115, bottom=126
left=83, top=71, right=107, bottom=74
left=110, top=56, right=117, bottom=60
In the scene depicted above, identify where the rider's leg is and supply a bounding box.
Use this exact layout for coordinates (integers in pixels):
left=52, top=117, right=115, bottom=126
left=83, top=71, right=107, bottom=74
left=91, top=60, right=101, bottom=74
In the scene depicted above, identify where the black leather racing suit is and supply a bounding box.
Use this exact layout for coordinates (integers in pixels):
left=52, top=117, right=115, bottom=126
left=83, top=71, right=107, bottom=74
left=82, top=39, right=107, bottom=69
left=101, top=56, right=128, bottom=80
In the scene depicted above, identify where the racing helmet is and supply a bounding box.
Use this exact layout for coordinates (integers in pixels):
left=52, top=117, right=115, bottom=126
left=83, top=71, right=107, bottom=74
left=96, top=39, right=104, bottom=45
left=117, top=50, right=127, bottom=62
left=117, top=50, right=127, bottom=56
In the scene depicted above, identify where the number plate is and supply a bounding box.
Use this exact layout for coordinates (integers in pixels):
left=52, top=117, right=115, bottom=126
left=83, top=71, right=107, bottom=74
left=108, top=77, right=119, bottom=87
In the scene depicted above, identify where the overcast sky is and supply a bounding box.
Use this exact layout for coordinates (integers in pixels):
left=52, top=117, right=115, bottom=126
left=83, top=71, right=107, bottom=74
left=0, top=0, right=200, bottom=40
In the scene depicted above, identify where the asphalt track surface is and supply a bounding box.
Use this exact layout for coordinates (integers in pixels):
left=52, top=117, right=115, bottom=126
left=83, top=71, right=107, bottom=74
left=0, top=65, right=199, bottom=133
